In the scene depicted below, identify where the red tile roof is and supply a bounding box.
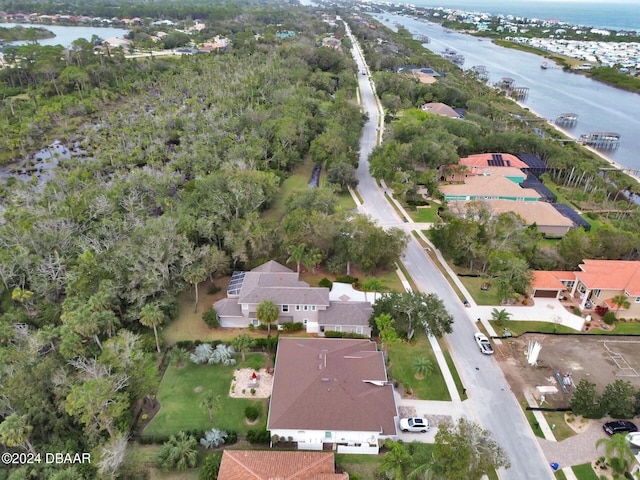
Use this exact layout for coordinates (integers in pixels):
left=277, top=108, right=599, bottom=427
left=460, top=153, right=528, bottom=169
left=268, top=338, right=397, bottom=435
left=218, top=450, right=348, bottom=480
left=577, top=260, right=640, bottom=295
left=532, top=271, right=569, bottom=290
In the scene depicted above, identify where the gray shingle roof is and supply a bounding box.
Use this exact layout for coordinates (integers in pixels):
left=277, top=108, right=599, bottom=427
left=319, top=302, right=372, bottom=326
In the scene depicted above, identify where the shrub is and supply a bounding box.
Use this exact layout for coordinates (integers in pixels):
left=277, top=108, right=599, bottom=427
left=324, top=331, right=368, bottom=339
left=200, top=429, right=228, bottom=449
left=247, top=428, right=271, bottom=444
left=207, top=284, right=222, bottom=295
left=572, top=307, right=582, bottom=316
left=245, top=405, right=261, bottom=421
left=225, top=431, right=238, bottom=445
left=570, top=379, right=603, bottom=419
left=250, top=388, right=256, bottom=396
left=335, top=275, right=358, bottom=284
left=199, top=452, right=222, bottom=480
left=603, top=311, right=616, bottom=325
left=253, top=336, right=279, bottom=352
left=319, top=277, right=333, bottom=289
left=600, top=379, right=637, bottom=418
left=282, top=322, right=303, bottom=332
left=202, top=307, right=220, bottom=328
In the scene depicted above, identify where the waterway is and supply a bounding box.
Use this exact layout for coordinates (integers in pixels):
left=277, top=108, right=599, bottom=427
left=0, top=23, right=128, bottom=48
left=374, top=13, right=640, bottom=172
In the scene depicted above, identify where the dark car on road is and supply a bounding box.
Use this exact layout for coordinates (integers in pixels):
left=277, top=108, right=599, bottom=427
left=603, top=420, right=638, bottom=436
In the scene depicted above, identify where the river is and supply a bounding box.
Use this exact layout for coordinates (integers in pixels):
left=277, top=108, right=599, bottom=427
left=374, top=13, right=640, bottom=172
left=0, top=23, right=128, bottom=48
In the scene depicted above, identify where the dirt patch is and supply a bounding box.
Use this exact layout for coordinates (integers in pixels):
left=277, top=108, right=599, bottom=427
left=565, top=413, right=595, bottom=434
left=229, top=368, right=274, bottom=398
left=135, top=397, right=161, bottom=434
left=497, top=334, right=640, bottom=409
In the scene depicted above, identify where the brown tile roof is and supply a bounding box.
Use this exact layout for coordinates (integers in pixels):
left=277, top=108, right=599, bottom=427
left=319, top=302, right=372, bottom=326
left=460, top=153, right=528, bottom=169
left=420, top=102, right=459, bottom=118
left=268, top=338, right=397, bottom=435
left=439, top=175, right=541, bottom=199
left=452, top=200, right=574, bottom=228
left=577, top=260, right=640, bottom=295
left=218, top=450, right=348, bottom=480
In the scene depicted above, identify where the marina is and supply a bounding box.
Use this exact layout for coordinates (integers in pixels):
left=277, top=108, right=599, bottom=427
left=374, top=12, right=640, bottom=171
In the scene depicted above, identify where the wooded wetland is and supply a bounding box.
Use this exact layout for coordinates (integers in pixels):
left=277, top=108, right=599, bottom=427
left=2, top=0, right=640, bottom=477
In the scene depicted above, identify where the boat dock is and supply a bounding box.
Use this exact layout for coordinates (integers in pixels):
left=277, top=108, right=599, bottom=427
left=494, top=77, right=529, bottom=100
left=579, top=132, right=620, bottom=149
left=555, top=113, right=578, bottom=127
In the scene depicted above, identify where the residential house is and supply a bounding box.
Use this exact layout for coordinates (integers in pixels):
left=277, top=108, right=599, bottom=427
left=439, top=173, right=541, bottom=202
left=214, top=260, right=373, bottom=336
left=267, top=338, right=398, bottom=454
left=218, top=450, right=348, bottom=480
left=450, top=199, right=575, bottom=238
left=420, top=102, right=462, bottom=119
left=533, top=260, right=640, bottom=318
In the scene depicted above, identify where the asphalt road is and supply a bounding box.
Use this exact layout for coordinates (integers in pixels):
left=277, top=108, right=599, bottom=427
left=344, top=22, right=554, bottom=480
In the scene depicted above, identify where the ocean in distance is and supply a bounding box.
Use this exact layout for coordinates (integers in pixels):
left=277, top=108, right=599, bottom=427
left=407, top=0, right=640, bottom=31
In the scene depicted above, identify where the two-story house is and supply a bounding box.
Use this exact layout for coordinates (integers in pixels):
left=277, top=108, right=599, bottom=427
left=214, top=260, right=373, bottom=336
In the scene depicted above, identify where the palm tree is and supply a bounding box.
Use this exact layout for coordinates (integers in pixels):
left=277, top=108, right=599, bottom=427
left=362, top=278, right=386, bottom=303
left=0, top=413, right=36, bottom=454
left=490, top=308, right=512, bottom=327
left=184, top=262, right=208, bottom=312
left=231, top=333, right=254, bottom=362
left=302, top=248, right=323, bottom=275
left=413, top=357, right=435, bottom=380
left=596, top=433, right=635, bottom=477
left=610, top=294, right=631, bottom=317
left=378, top=442, right=412, bottom=480
left=287, top=244, right=307, bottom=273
left=199, top=392, right=220, bottom=423
left=156, top=431, right=198, bottom=471
left=256, top=300, right=279, bottom=337
left=139, top=303, right=165, bottom=353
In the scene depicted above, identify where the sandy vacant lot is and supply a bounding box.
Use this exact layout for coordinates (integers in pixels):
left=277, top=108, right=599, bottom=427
left=497, top=334, right=640, bottom=408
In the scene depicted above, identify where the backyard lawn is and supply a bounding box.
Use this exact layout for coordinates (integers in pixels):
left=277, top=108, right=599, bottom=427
left=335, top=453, right=383, bottom=479
left=143, top=353, right=268, bottom=438
left=387, top=337, right=450, bottom=401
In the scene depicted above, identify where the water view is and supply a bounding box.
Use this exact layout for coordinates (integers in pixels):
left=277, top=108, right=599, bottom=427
left=0, top=23, right=128, bottom=48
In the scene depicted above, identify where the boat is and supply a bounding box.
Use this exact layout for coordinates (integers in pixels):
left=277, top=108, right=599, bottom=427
left=541, top=62, right=548, bottom=69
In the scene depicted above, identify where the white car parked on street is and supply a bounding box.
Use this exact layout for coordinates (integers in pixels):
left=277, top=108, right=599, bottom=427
left=474, top=332, right=494, bottom=355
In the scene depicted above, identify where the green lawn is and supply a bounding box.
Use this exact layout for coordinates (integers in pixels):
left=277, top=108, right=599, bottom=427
left=387, top=337, right=451, bottom=401
left=442, top=349, right=466, bottom=399
left=143, top=354, right=267, bottom=438
left=336, top=191, right=357, bottom=211
left=407, top=202, right=441, bottom=223
left=262, top=159, right=315, bottom=222
left=591, top=321, right=640, bottom=335
left=490, top=320, right=580, bottom=336
left=457, top=275, right=502, bottom=306
left=520, top=399, right=545, bottom=438
left=554, top=469, right=568, bottom=480
left=542, top=411, right=576, bottom=441
left=335, top=453, right=383, bottom=478
left=572, top=463, right=599, bottom=480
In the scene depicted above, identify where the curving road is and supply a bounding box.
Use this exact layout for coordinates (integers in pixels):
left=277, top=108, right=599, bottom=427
left=344, top=21, right=554, bottom=480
